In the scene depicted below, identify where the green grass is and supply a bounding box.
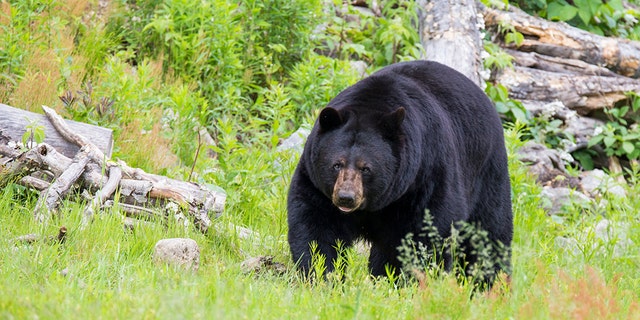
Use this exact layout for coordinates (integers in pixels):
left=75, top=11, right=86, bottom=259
left=1, top=0, right=639, bottom=318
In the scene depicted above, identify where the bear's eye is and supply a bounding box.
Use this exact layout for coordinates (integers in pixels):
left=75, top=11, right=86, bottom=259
left=360, top=167, right=371, bottom=174
left=333, top=163, right=342, bottom=171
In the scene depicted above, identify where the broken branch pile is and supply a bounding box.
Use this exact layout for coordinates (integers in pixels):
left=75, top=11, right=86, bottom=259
left=0, top=105, right=225, bottom=233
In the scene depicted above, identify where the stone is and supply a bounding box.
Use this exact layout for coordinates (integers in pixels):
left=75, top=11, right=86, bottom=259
left=580, top=169, right=627, bottom=198
left=563, top=116, right=605, bottom=150
left=277, top=126, right=310, bottom=154
left=557, top=219, right=633, bottom=258
left=349, top=60, right=369, bottom=78
left=555, top=236, right=580, bottom=255
left=540, top=186, right=591, bottom=215
left=240, top=256, right=287, bottom=275
left=592, top=219, right=633, bottom=257
left=517, top=141, right=567, bottom=176
left=153, top=238, right=200, bottom=271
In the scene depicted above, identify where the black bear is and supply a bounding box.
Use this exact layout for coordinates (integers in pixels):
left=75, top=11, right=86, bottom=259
left=287, top=60, right=512, bottom=285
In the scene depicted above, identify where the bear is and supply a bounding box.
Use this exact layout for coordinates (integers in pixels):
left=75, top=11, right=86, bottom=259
left=287, top=60, right=512, bottom=286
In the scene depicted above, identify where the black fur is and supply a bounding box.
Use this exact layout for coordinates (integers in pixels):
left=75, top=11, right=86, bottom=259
left=287, top=60, right=513, bottom=283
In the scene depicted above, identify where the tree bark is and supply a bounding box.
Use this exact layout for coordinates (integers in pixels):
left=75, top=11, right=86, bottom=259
left=417, top=0, right=485, bottom=86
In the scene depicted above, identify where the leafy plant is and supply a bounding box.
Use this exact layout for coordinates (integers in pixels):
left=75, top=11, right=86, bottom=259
left=485, top=82, right=529, bottom=123
left=483, top=42, right=515, bottom=71
left=21, top=118, right=45, bottom=149
left=526, top=110, right=574, bottom=150
left=320, top=0, right=423, bottom=66
left=517, top=0, right=640, bottom=40
left=588, top=96, right=640, bottom=160
left=398, top=210, right=512, bottom=290
left=58, top=82, right=115, bottom=123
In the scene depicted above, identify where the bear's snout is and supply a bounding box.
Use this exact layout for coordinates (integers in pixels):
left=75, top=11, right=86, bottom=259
left=332, top=168, right=364, bottom=213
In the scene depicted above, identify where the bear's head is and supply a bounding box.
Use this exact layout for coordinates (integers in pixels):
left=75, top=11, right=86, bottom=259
left=309, top=106, right=406, bottom=213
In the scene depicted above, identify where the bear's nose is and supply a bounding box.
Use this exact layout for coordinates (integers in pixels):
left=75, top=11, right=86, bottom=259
left=336, top=190, right=356, bottom=207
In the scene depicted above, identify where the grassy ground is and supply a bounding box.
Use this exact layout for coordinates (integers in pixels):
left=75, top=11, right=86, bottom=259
left=1, top=129, right=638, bottom=319
left=1, top=0, right=639, bottom=318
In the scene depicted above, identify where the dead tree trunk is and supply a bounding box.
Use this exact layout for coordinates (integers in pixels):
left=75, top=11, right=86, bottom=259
left=417, top=0, right=485, bottom=86
left=479, top=4, right=640, bottom=113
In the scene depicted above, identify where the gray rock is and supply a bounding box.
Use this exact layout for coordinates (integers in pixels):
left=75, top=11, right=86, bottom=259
left=593, top=219, right=633, bottom=257
left=277, top=126, right=310, bottom=154
left=555, top=236, right=580, bottom=255
left=540, top=186, right=591, bottom=215
left=517, top=141, right=568, bottom=176
left=349, top=60, right=369, bottom=78
left=580, top=169, right=627, bottom=198
left=153, top=238, right=200, bottom=271
left=563, top=116, right=605, bottom=150
left=240, top=256, right=286, bottom=275
left=557, top=219, right=633, bottom=258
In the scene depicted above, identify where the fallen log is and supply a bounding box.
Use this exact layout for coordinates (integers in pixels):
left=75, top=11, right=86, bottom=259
left=496, top=65, right=640, bottom=115
left=505, top=49, right=623, bottom=78
left=33, top=146, right=91, bottom=222
left=481, top=4, right=640, bottom=78
left=0, top=103, right=113, bottom=158
left=0, top=105, right=226, bottom=233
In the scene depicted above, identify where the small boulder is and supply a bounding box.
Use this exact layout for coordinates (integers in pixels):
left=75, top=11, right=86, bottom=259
left=240, top=256, right=287, bottom=275
left=580, top=169, right=627, bottom=198
left=153, top=238, right=200, bottom=271
left=277, top=126, right=310, bottom=154
left=540, top=186, right=591, bottom=215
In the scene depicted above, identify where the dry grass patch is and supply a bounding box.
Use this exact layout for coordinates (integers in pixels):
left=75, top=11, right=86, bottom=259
left=117, top=110, right=180, bottom=173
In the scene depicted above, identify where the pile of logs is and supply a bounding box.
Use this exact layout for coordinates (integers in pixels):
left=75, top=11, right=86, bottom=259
left=0, top=104, right=226, bottom=233
left=419, top=1, right=640, bottom=179
left=481, top=4, right=640, bottom=115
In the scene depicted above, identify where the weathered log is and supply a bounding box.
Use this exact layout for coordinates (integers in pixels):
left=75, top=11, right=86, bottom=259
left=0, top=106, right=226, bottom=233
left=1, top=140, right=225, bottom=231
left=417, top=0, right=485, bottom=86
left=505, top=49, right=623, bottom=78
left=0, top=103, right=113, bottom=158
left=481, top=4, right=640, bottom=78
left=496, top=65, right=640, bottom=114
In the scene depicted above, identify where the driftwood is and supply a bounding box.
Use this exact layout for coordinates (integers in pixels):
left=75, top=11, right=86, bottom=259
left=417, top=0, right=485, bottom=86
left=0, top=103, right=113, bottom=158
left=0, top=105, right=226, bottom=233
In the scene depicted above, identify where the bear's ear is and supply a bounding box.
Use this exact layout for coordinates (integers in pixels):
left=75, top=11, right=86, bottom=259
left=379, top=107, right=405, bottom=133
left=319, top=107, right=343, bottom=132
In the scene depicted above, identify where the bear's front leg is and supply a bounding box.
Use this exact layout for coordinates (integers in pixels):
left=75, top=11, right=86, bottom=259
left=369, top=242, right=403, bottom=277
left=288, top=215, right=355, bottom=276
left=287, top=175, right=354, bottom=277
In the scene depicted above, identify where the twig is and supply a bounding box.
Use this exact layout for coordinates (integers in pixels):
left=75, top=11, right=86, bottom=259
left=41, top=105, right=106, bottom=161
left=13, top=226, right=68, bottom=245
left=82, top=165, right=122, bottom=226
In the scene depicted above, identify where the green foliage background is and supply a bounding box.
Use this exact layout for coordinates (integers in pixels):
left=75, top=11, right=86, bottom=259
left=1, top=0, right=639, bottom=318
